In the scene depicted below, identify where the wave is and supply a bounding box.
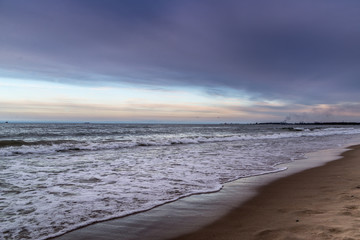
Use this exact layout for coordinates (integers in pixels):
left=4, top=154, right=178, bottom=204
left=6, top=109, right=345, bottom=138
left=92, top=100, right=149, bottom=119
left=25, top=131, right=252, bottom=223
left=0, top=140, right=77, bottom=148
left=1, top=127, right=360, bottom=156
left=0, top=140, right=28, bottom=147
left=29, top=167, right=289, bottom=240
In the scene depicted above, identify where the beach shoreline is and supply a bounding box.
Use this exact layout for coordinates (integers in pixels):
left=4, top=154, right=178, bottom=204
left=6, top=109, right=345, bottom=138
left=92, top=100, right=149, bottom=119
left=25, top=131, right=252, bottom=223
left=51, top=144, right=357, bottom=240
left=173, top=145, right=360, bottom=240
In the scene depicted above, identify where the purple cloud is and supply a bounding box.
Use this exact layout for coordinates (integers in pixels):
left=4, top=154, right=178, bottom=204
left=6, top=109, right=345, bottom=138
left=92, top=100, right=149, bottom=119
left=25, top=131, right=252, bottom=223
left=1, top=0, right=360, bottom=104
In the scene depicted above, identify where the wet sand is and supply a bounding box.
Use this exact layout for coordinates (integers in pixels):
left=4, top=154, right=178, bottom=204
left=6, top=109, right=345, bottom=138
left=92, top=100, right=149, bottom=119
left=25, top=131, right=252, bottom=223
left=51, top=146, right=358, bottom=240
left=173, top=145, right=360, bottom=240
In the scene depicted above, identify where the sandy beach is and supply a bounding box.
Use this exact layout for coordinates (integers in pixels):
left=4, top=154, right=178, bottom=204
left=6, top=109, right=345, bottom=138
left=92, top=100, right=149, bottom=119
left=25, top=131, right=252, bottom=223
left=173, top=145, right=360, bottom=240
left=51, top=144, right=360, bottom=240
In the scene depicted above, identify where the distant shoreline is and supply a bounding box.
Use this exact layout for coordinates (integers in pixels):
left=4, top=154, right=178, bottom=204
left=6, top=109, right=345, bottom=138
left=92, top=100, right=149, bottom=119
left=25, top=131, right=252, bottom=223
left=254, top=121, right=360, bottom=125
left=2, top=121, right=360, bottom=125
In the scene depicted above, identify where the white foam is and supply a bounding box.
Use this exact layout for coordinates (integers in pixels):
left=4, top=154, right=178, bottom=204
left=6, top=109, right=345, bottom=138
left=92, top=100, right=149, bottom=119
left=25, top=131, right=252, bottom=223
left=1, top=125, right=360, bottom=239
left=1, top=127, right=360, bottom=157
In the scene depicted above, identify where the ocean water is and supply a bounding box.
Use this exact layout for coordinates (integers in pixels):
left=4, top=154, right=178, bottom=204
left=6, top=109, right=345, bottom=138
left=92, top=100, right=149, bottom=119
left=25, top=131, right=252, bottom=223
left=1, top=123, right=360, bottom=240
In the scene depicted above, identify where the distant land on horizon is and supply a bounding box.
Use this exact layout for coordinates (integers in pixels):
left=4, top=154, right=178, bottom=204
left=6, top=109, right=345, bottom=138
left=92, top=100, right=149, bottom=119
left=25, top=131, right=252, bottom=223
left=255, top=122, right=360, bottom=125
left=2, top=121, right=360, bottom=125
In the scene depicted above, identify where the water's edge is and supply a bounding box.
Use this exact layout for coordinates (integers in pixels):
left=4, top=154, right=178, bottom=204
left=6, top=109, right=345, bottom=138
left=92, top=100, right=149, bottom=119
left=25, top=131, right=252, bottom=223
left=51, top=143, right=356, bottom=240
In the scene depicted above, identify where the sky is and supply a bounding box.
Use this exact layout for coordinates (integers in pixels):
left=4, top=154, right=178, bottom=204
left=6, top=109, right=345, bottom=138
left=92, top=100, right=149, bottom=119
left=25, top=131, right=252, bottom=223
left=1, top=0, right=360, bottom=123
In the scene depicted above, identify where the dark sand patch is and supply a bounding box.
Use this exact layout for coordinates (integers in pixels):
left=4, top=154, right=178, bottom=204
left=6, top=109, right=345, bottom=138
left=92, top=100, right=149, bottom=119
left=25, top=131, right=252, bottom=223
left=173, top=145, right=360, bottom=240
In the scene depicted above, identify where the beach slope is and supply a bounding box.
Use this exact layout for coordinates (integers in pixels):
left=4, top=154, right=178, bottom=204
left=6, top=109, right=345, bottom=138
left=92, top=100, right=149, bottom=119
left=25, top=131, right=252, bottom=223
left=173, top=145, right=360, bottom=240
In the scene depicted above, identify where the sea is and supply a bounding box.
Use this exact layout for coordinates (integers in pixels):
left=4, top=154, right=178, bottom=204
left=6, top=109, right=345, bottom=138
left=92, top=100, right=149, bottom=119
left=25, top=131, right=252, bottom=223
left=1, top=123, right=360, bottom=240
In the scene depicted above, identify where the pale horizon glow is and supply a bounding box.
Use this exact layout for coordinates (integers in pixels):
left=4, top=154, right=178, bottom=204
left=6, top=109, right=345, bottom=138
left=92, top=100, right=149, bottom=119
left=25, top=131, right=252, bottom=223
left=1, top=77, right=359, bottom=123
left=0, top=77, right=262, bottom=123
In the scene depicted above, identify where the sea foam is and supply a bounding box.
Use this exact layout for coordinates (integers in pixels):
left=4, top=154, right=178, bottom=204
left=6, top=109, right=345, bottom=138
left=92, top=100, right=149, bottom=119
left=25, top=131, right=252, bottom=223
left=1, top=124, right=360, bottom=239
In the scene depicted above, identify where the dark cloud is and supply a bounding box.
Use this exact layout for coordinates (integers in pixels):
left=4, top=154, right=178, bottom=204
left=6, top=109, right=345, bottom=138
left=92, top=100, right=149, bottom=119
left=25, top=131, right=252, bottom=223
left=1, top=0, right=360, bottom=104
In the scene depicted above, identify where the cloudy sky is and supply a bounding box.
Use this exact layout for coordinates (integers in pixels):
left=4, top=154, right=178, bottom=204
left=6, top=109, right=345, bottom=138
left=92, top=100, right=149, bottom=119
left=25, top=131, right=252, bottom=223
left=1, top=0, right=360, bottom=123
